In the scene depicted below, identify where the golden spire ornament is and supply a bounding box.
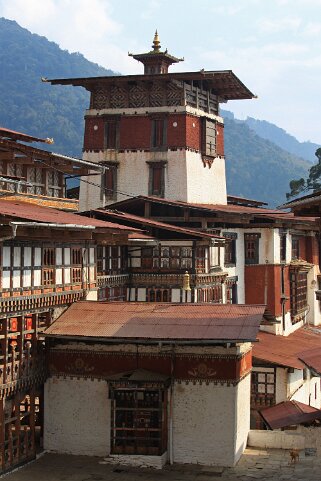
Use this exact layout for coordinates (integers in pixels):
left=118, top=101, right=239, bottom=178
left=152, top=30, right=161, bottom=52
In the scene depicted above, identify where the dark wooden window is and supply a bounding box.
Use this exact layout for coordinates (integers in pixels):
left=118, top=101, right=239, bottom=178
left=151, top=119, right=166, bottom=148
left=104, top=120, right=119, bottom=149
left=251, top=370, right=275, bottom=407
left=226, top=283, right=238, bottom=304
left=71, top=248, right=82, bottom=283
left=103, top=165, right=117, bottom=200
left=110, top=387, right=167, bottom=455
left=292, top=235, right=300, bottom=260
left=142, top=246, right=193, bottom=271
left=202, top=119, right=216, bottom=157
left=224, top=233, right=237, bottom=266
left=244, top=234, right=260, bottom=265
left=280, top=231, right=287, bottom=262
left=149, top=164, right=165, bottom=197
left=42, top=248, right=55, bottom=285
left=147, top=288, right=171, bottom=302
left=290, top=268, right=308, bottom=321
left=195, top=246, right=206, bottom=273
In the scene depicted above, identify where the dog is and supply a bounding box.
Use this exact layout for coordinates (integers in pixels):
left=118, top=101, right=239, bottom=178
left=289, top=448, right=300, bottom=464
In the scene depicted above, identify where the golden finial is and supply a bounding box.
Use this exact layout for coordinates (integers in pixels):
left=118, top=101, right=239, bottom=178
left=152, top=30, right=161, bottom=52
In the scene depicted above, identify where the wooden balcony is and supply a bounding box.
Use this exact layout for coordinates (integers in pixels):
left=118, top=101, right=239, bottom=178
left=130, top=272, right=227, bottom=288
left=97, top=274, right=130, bottom=288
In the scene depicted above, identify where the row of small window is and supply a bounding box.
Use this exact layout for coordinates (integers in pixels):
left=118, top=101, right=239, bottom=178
left=0, top=163, right=63, bottom=197
left=1, top=247, right=84, bottom=268
left=104, top=117, right=217, bottom=156
left=224, top=233, right=303, bottom=266
left=140, top=246, right=206, bottom=271
left=96, top=246, right=127, bottom=275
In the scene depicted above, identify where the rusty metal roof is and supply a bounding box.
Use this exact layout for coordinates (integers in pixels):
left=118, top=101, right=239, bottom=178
left=259, top=401, right=321, bottom=430
left=45, top=301, right=265, bottom=343
left=109, top=196, right=317, bottom=225
left=0, top=126, right=48, bottom=143
left=253, top=328, right=321, bottom=369
left=0, top=199, right=136, bottom=232
left=299, top=348, right=321, bottom=375
left=93, top=209, right=223, bottom=239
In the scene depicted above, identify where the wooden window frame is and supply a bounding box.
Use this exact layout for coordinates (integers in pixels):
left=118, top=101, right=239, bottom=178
left=290, top=268, right=308, bottom=322
left=151, top=118, right=167, bottom=150
left=291, top=235, right=300, bottom=260
left=104, top=119, right=119, bottom=149
left=223, top=233, right=237, bottom=266
left=251, top=369, right=276, bottom=408
left=244, top=233, right=261, bottom=265
left=202, top=118, right=216, bottom=157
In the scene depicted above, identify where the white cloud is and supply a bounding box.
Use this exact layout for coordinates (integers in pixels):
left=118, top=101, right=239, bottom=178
left=303, top=21, right=321, bottom=36
left=258, top=17, right=301, bottom=33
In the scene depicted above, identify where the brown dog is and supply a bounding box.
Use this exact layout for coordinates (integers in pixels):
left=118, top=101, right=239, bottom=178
left=289, top=449, right=300, bottom=464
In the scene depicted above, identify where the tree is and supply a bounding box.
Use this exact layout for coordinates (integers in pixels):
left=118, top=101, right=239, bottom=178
left=287, top=148, right=321, bottom=199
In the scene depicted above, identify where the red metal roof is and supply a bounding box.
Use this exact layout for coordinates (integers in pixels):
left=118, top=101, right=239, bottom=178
left=0, top=127, right=48, bottom=143
left=45, top=302, right=266, bottom=342
left=299, top=348, right=321, bottom=375
left=0, top=199, right=136, bottom=232
left=253, top=328, right=321, bottom=369
left=259, top=401, right=321, bottom=430
left=94, top=209, right=223, bottom=239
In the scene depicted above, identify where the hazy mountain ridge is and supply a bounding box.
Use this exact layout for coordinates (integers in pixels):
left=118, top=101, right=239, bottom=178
left=0, top=18, right=312, bottom=206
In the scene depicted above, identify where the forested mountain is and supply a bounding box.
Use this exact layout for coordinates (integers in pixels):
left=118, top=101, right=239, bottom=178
left=0, top=17, right=312, bottom=206
left=224, top=117, right=310, bottom=206
left=0, top=17, right=114, bottom=156
left=243, top=116, right=320, bottom=164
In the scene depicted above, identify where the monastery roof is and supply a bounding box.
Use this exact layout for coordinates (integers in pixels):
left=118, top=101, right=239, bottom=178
left=89, top=208, right=224, bottom=240
left=45, top=301, right=266, bottom=343
left=109, top=196, right=318, bottom=226
left=279, top=190, right=321, bottom=210
left=259, top=401, right=321, bottom=430
left=253, top=328, right=321, bottom=370
left=0, top=199, right=138, bottom=232
left=45, top=70, right=255, bottom=101
left=299, top=347, right=321, bottom=376
left=0, top=126, right=51, bottom=143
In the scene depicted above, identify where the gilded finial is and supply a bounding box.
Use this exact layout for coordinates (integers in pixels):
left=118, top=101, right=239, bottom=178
left=152, top=30, right=161, bottom=52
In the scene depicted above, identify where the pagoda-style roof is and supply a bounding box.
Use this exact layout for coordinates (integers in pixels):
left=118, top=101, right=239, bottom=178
left=128, top=30, right=183, bottom=74
left=45, top=69, right=255, bottom=101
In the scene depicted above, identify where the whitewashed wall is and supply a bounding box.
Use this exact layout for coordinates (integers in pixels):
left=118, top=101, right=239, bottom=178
left=44, top=377, right=110, bottom=456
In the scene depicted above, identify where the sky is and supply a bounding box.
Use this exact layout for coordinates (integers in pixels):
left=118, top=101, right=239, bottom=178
left=0, top=0, right=321, bottom=144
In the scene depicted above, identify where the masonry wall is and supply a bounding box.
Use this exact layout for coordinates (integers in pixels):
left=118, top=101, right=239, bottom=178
left=44, top=377, right=110, bottom=456
left=172, top=379, right=246, bottom=466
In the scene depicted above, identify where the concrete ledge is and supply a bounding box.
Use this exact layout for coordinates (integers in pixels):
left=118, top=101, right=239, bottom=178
left=248, top=430, right=305, bottom=450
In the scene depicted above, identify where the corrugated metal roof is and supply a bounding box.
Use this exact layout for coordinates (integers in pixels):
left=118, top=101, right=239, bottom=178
left=109, top=196, right=317, bottom=225
left=259, top=401, right=321, bottom=430
left=253, top=328, right=321, bottom=369
left=299, top=348, right=321, bottom=375
left=45, top=301, right=265, bottom=342
left=94, top=209, right=223, bottom=239
left=0, top=199, right=136, bottom=231
left=0, top=127, right=47, bottom=143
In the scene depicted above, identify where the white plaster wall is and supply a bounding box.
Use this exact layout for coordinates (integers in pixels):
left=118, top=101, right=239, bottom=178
left=307, top=265, right=321, bottom=327
left=44, top=377, right=110, bottom=456
left=223, top=228, right=245, bottom=304
left=185, top=152, right=227, bottom=205
left=173, top=381, right=240, bottom=466
left=275, top=368, right=287, bottom=404
left=248, top=430, right=305, bottom=450
left=234, top=374, right=251, bottom=463
left=80, top=149, right=227, bottom=211
left=171, top=288, right=181, bottom=302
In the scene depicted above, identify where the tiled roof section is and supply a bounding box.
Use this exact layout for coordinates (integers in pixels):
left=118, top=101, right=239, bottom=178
left=259, top=401, right=321, bottom=430
left=0, top=199, right=137, bottom=231
left=253, top=328, right=321, bottom=369
left=109, top=196, right=317, bottom=225
left=299, top=347, right=321, bottom=375
left=0, top=127, right=48, bottom=143
left=45, top=302, right=266, bottom=342
left=94, top=209, right=223, bottom=239
left=227, top=195, right=268, bottom=207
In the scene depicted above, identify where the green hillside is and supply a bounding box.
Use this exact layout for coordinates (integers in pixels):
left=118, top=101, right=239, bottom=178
left=224, top=117, right=310, bottom=206
left=0, top=17, right=311, bottom=206
left=0, top=17, right=114, bottom=156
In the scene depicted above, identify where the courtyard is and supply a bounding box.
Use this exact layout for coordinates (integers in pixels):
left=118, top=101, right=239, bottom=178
left=3, top=448, right=321, bottom=481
